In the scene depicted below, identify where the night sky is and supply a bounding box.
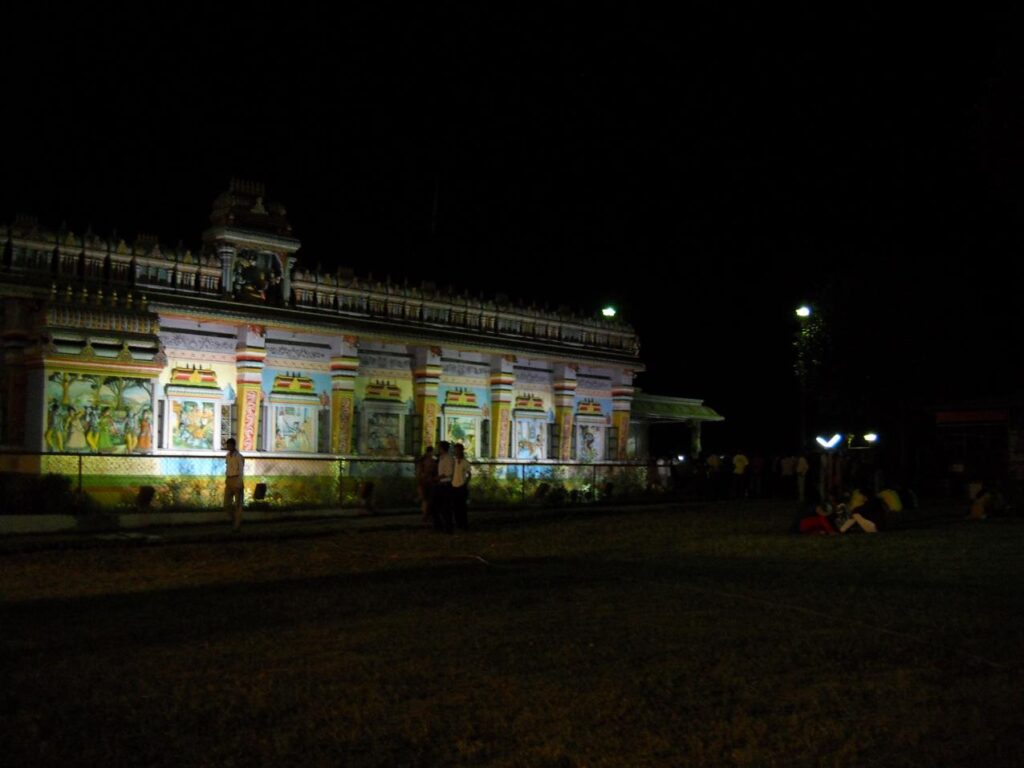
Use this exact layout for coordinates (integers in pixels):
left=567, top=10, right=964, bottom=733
left=4, top=5, right=1022, bottom=452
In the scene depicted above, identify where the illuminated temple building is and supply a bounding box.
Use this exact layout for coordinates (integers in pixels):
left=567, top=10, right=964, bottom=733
left=0, top=181, right=720, bottom=506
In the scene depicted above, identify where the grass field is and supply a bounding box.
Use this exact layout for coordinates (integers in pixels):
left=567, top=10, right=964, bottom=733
left=2, top=501, right=1022, bottom=767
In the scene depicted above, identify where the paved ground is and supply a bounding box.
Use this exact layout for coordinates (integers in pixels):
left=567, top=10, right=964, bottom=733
left=0, top=502, right=676, bottom=554
left=0, top=497, right=980, bottom=555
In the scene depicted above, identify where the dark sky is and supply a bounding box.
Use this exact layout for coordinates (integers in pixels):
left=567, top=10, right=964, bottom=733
left=4, top=5, right=1022, bottom=450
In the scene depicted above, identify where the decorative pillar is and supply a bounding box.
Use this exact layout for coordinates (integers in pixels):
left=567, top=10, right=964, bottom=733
left=216, top=242, right=236, bottom=295
left=611, top=373, right=634, bottom=461
left=281, top=255, right=297, bottom=305
left=413, top=346, right=442, bottom=452
left=330, top=336, right=359, bottom=454
left=234, top=325, right=266, bottom=452
left=489, top=355, right=515, bottom=459
left=553, top=364, right=577, bottom=461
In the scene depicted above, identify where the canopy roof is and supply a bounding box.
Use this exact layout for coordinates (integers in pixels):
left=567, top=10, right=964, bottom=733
left=632, top=393, right=724, bottom=424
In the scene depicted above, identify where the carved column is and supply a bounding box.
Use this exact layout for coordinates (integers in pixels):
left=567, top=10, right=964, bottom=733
left=330, top=336, right=359, bottom=454
left=611, top=371, right=635, bottom=461
left=489, top=355, right=515, bottom=459
left=216, top=243, right=236, bottom=295
left=412, top=346, right=442, bottom=452
left=552, top=364, right=577, bottom=461
left=281, top=255, right=297, bottom=305
left=234, top=325, right=266, bottom=451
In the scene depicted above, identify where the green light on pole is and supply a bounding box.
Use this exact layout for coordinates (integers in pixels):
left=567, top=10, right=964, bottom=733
left=602, top=306, right=617, bottom=318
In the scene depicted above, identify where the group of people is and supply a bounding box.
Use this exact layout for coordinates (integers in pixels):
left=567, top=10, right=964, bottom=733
left=221, top=438, right=474, bottom=534
left=416, top=441, right=473, bottom=533
left=794, top=486, right=904, bottom=535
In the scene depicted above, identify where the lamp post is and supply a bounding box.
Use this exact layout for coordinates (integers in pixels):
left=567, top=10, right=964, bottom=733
left=794, top=305, right=812, bottom=451
left=794, top=304, right=827, bottom=452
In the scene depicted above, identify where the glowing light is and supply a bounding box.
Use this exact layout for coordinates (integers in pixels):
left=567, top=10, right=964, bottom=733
left=602, top=306, right=617, bottom=318
left=815, top=433, right=843, bottom=449
left=795, top=305, right=811, bottom=318
left=864, top=433, right=878, bottom=443
left=677, top=455, right=686, bottom=462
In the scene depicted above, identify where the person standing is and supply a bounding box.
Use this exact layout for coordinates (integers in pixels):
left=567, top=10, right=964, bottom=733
left=224, top=437, right=245, bottom=532
left=451, top=442, right=472, bottom=531
left=732, top=451, right=749, bottom=499
left=416, top=445, right=437, bottom=523
left=434, top=441, right=454, bottom=533
left=796, top=454, right=809, bottom=504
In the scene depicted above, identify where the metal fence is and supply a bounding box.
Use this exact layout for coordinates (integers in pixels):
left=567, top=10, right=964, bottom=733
left=0, top=452, right=667, bottom=514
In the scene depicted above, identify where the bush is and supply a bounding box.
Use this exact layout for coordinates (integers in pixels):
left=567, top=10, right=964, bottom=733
left=0, top=472, right=85, bottom=515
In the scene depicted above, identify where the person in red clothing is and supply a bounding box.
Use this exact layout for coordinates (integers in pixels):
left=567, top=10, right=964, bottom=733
left=797, top=492, right=840, bottom=535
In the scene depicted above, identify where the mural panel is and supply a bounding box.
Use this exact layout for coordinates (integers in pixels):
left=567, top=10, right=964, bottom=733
left=514, top=418, right=546, bottom=460
left=45, top=371, right=154, bottom=454
left=273, top=405, right=317, bottom=452
left=365, top=411, right=402, bottom=456
left=444, top=414, right=478, bottom=457
left=577, top=424, right=605, bottom=463
left=170, top=400, right=217, bottom=450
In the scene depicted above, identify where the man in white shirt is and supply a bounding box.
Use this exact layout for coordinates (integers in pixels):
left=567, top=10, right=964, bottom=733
left=452, top=442, right=472, bottom=531
left=224, top=437, right=245, bottom=531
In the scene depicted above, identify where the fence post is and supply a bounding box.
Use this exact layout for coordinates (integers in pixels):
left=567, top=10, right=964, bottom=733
left=520, top=463, right=525, bottom=506
left=78, top=454, right=83, bottom=497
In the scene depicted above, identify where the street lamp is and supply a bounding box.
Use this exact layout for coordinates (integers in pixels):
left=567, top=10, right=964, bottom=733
left=794, top=305, right=812, bottom=451
left=601, top=306, right=617, bottom=318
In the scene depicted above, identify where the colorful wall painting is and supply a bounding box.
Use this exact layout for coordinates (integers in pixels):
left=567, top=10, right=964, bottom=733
left=514, top=417, right=546, bottom=460
left=365, top=411, right=403, bottom=456
left=272, top=405, right=317, bottom=452
left=170, top=400, right=217, bottom=450
left=577, top=423, right=605, bottom=463
left=44, top=371, right=154, bottom=454
left=444, top=414, right=478, bottom=457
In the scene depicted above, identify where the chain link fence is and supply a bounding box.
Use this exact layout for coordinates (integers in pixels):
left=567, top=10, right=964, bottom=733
left=0, top=452, right=670, bottom=514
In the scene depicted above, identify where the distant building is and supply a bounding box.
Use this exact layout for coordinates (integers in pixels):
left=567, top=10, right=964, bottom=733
left=0, top=181, right=719, bottom=505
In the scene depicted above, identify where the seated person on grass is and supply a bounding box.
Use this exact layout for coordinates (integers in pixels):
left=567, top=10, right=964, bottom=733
left=797, top=492, right=842, bottom=535
left=839, top=488, right=886, bottom=533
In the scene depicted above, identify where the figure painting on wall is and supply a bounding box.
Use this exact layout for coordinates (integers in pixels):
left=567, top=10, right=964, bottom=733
left=274, top=406, right=315, bottom=452
left=171, top=400, right=216, bottom=450
left=577, top=424, right=604, bottom=463
left=44, top=372, right=154, bottom=454
left=446, top=415, right=477, bottom=458
left=365, top=412, right=401, bottom=456
left=515, top=419, right=546, bottom=460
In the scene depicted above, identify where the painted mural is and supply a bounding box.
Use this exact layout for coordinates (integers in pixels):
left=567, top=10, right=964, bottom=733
left=444, top=414, right=478, bottom=457
left=439, top=385, right=489, bottom=457
left=45, top=371, right=154, bottom=454
left=366, top=411, right=402, bottom=456
left=171, top=400, right=217, bottom=449
left=356, top=374, right=413, bottom=457
left=273, top=405, right=317, bottom=451
left=515, top=418, right=546, bottom=460
left=577, top=424, right=605, bottom=462
left=262, top=368, right=331, bottom=453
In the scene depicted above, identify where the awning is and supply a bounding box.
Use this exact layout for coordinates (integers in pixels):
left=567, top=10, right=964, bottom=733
left=631, top=393, right=724, bottom=423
